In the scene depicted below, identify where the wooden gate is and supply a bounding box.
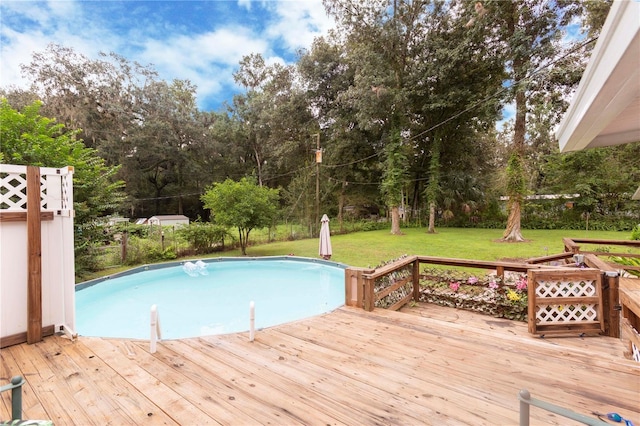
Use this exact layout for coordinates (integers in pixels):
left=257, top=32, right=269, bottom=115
left=527, top=269, right=604, bottom=336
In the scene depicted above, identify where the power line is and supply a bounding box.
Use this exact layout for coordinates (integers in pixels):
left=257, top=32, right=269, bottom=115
left=407, top=36, right=597, bottom=142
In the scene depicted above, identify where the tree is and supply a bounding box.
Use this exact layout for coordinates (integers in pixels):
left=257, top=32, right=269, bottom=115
left=20, top=44, right=157, bottom=151
left=297, top=36, right=381, bottom=232
left=323, top=0, right=435, bottom=235
left=201, top=177, right=279, bottom=255
left=0, top=98, right=125, bottom=275
left=466, top=0, right=581, bottom=241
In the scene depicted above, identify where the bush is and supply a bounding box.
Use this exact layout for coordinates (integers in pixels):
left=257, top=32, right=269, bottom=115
left=631, top=224, right=640, bottom=241
left=124, top=235, right=176, bottom=265
left=175, top=222, right=231, bottom=254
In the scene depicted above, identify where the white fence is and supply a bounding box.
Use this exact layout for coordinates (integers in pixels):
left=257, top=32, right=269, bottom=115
left=0, top=164, right=75, bottom=345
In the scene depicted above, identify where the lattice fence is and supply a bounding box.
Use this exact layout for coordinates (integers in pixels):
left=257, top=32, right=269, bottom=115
left=0, top=164, right=73, bottom=213
left=527, top=269, right=604, bottom=336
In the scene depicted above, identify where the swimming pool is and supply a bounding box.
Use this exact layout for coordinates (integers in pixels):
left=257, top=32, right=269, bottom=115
left=75, top=257, right=346, bottom=340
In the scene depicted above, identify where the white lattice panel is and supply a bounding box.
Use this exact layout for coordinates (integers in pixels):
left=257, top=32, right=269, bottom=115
left=0, top=170, right=28, bottom=210
left=536, top=303, right=599, bottom=323
left=0, top=165, right=74, bottom=213
left=536, top=279, right=597, bottom=298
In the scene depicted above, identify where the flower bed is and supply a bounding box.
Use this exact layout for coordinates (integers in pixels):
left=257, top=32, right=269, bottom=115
left=419, top=267, right=528, bottom=321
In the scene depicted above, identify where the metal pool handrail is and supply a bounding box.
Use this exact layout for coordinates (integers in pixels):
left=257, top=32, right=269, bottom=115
left=518, top=389, right=609, bottom=426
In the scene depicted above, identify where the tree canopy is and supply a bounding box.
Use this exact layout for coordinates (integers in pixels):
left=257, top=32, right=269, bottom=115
left=2, top=0, right=636, bottom=247
left=201, top=177, right=280, bottom=255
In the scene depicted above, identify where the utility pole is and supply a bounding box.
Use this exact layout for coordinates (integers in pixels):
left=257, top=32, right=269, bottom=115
left=313, top=133, right=321, bottom=236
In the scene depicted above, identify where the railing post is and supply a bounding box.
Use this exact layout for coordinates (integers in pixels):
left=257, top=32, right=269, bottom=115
left=519, top=389, right=530, bottom=426
left=26, top=166, right=43, bottom=344
left=412, top=260, right=421, bottom=303
left=606, top=271, right=620, bottom=338
left=496, top=265, right=505, bottom=280
left=364, top=276, right=375, bottom=311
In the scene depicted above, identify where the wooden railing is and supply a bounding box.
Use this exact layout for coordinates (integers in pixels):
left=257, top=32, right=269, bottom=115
left=345, top=256, right=557, bottom=312
left=344, top=239, right=640, bottom=345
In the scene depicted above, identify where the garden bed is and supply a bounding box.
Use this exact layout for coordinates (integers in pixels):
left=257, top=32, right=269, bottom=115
left=419, top=268, right=528, bottom=321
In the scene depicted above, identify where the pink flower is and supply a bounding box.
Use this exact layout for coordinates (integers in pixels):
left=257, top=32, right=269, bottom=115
left=449, top=282, right=460, bottom=292
left=489, top=281, right=499, bottom=289
left=468, top=276, right=478, bottom=285
left=516, top=279, right=527, bottom=291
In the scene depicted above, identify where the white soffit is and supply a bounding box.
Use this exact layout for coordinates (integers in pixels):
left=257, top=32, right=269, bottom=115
left=556, top=0, right=640, bottom=153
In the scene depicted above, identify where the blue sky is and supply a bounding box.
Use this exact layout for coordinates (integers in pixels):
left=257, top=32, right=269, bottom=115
left=1, top=0, right=335, bottom=111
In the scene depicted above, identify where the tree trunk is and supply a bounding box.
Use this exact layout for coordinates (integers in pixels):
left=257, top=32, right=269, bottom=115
left=239, top=229, right=247, bottom=255
left=502, top=197, right=524, bottom=242
left=428, top=202, right=436, bottom=234
left=502, top=57, right=527, bottom=242
left=390, top=206, right=402, bottom=235
left=254, top=145, right=262, bottom=187
left=502, top=2, right=526, bottom=243
left=338, top=180, right=346, bottom=233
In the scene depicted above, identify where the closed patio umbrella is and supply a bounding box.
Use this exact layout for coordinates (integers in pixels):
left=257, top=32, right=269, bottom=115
left=319, top=214, right=332, bottom=260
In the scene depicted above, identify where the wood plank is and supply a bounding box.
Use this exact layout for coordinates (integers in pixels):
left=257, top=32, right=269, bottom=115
left=82, top=337, right=211, bottom=424
left=268, top=314, right=533, bottom=424
left=63, top=337, right=178, bottom=424
left=267, top=329, right=520, bottom=424
left=375, top=275, right=412, bottom=301
left=0, top=344, right=48, bottom=421
left=125, top=339, right=277, bottom=425
left=0, top=212, right=54, bottom=222
left=161, top=337, right=363, bottom=425
left=6, top=339, right=93, bottom=424
left=2, top=305, right=638, bottom=425
left=1, top=325, right=56, bottom=349
left=330, top=308, right=640, bottom=412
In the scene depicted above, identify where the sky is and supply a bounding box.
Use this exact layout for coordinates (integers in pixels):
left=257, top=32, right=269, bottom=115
left=0, top=0, right=336, bottom=111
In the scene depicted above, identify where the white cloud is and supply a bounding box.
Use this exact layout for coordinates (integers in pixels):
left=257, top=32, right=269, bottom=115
left=237, top=0, right=252, bottom=11
left=0, top=0, right=336, bottom=110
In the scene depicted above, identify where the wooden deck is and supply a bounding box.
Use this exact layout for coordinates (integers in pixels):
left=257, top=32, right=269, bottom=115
left=1, top=304, right=639, bottom=425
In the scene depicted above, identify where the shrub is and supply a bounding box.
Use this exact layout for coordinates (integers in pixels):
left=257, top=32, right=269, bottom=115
left=124, top=235, right=176, bottom=265
left=175, top=222, right=231, bottom=254
left=631, top=224, right=640, bottom=241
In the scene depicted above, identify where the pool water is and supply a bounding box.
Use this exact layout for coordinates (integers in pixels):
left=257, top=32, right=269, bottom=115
left=75, top=258, right=345, bottom=339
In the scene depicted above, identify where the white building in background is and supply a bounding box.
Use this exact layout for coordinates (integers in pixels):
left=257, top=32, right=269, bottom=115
left=148, top=215, right=190, bottom=227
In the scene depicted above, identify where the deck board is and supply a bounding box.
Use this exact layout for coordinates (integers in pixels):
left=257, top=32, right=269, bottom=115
left=1, top=304, right=639, bottom=425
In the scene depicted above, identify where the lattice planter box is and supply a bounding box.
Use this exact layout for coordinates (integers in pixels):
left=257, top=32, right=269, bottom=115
left=527, top=269, right=604, bottom=336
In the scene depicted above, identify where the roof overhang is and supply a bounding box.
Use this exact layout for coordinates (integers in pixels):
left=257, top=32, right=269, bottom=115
left=556, top=0, right=640, bottom=153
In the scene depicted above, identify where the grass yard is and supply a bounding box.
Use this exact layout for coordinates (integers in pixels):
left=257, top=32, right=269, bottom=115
left=219, top=227, right=637, bottom=268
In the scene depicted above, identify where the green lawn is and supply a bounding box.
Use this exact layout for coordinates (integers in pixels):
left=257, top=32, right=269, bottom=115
left=218, top=227, right=636, bottom=268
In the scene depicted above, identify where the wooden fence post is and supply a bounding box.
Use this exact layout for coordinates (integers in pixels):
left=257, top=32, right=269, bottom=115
left=26, top=166, right=43, bottom=344
left=606, top=272, right=620, bottom=338
left=412, top=260, right=421, bottom=303
left=364, top=275, right=375, bottom=312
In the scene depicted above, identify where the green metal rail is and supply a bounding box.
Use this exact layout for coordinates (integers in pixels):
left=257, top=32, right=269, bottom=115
left=518, top=389, right=611, bottom=426
left=0, top=376, right=25, bottom=420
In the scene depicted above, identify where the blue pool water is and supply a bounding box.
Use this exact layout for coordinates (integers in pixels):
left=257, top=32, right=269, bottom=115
left=75, top=258, right=346, bottom=339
